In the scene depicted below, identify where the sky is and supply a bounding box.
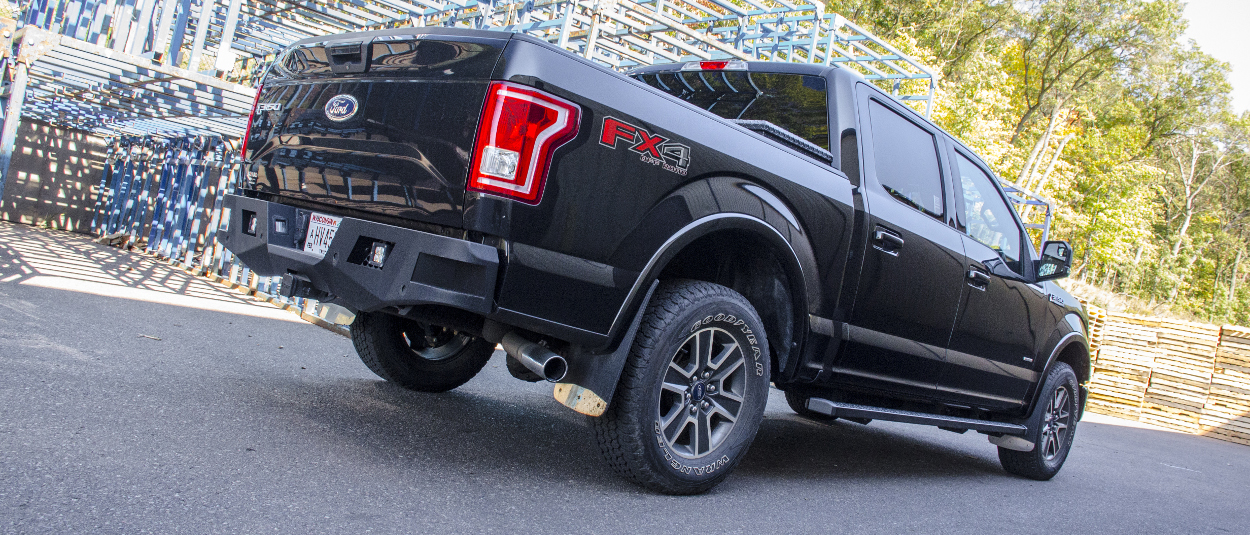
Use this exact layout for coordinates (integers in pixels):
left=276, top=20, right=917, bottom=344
left=1182, top=0, right=1250, bottom=113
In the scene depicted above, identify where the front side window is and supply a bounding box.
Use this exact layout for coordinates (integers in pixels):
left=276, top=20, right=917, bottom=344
left=956, top=153, right=1023, bottom=272
left=868, top=100, right=944, bottom=218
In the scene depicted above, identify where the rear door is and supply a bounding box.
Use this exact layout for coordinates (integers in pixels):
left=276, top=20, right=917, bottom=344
left=829, top=90, right=966, bottom=398
left=940, top=148, right=1040, bottom=408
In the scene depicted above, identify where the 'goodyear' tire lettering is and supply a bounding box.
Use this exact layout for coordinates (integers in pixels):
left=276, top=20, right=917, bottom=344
left=690, top=312, right=765, bottom=377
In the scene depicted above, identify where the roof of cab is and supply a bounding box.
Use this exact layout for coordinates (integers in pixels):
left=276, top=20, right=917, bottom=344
left=627, top=61, right=835, bottom=77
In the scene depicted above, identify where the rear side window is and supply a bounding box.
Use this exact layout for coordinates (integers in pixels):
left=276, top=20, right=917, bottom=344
left=956, top=153, right=1023, bottom=272
left=868, top=100, right=944, bottom=217
left=633, top=71, right=829, bottom=149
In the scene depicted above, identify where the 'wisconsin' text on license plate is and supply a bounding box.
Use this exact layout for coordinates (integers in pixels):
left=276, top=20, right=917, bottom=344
left=304, top=213, right=343, bottom=257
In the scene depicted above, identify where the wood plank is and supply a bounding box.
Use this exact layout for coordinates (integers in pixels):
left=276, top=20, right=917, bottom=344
left=1198, top=420, right=1250, bottom=434
left=1215, top=362, right=1250, bottom=375
left=1205, top=398, right=1250, bottom=412
left=1143, top=399, right=1206, bottom=414
left=1090, top=392, right=1145, bottom=404
left=1199, top=411, right=1250, bottom=425
left=1094, top=367, right=1151, bottom=380
left=1208, top=384, right=1250, bottom=399
left=1200, top=428, right=1250, bottom=446
left=1087, top=402, right=1141, bottom=420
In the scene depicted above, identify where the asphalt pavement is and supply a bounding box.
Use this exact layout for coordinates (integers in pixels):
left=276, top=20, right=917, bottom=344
left=2, top=222, right=1249, bottom=534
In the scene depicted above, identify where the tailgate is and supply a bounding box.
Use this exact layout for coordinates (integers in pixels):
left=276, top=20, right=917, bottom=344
left=243, top=32, right=508, bottom=229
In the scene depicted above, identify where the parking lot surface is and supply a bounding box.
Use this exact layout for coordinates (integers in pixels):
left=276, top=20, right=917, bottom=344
left=2, top=223, right=1248, bottom=534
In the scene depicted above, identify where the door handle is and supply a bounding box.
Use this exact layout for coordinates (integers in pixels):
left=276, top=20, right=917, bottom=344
left=967, top=269, right=991, bottom=288
left=873, top=227, right=905, bottom=252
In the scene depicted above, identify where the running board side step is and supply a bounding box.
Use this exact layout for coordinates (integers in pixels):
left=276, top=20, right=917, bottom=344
left=806, top=398, right=1028, bottom=435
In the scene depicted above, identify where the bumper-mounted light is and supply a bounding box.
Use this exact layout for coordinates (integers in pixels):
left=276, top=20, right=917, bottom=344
left=368, top=242, right=390, bottom=268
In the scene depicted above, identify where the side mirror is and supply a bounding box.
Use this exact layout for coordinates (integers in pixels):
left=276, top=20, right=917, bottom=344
left=1034, top=240, right=1072, bottom=282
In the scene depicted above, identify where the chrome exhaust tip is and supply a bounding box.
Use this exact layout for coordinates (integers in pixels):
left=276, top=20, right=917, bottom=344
left=501, top=332, right=568, bottom=383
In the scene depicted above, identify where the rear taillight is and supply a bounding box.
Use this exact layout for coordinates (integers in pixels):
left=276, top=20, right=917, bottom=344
left=468, top=81, right=580, bottom=205
left=240, top=85, right=263, bottom=160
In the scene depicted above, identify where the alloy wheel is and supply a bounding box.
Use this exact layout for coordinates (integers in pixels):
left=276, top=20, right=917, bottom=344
left=656, top=326, right=749, bottom=459
left=1040, top=385, right=1072, bottom=462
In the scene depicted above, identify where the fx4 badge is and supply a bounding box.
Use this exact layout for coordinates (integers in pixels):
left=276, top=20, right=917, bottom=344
left=600, top=117, right=691, bottom=176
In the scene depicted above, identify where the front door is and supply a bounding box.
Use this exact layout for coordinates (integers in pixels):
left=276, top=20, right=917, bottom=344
left=940, top=151, right=1040, bottom=408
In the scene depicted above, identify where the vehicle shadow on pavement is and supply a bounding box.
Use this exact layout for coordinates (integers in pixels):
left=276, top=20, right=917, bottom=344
left=240, top=372, right=1011, bottom=492
left=240, top=374, right=625, bottom=486
left=738, top=416, right=1008, bottom=481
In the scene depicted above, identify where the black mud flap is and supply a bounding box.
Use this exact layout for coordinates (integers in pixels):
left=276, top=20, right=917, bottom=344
left=552, top=282, right=658, bottom=416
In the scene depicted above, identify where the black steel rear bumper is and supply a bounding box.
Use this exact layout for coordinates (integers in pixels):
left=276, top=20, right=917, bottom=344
left=218, top=194, right=499, bottom=315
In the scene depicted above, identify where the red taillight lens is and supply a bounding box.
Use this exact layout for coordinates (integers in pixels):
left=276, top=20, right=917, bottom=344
left=468, top=81, right=580, bottom=205
left=700, top=61, right=729, bottom=70
left=240, top=85, right=263, bottom=160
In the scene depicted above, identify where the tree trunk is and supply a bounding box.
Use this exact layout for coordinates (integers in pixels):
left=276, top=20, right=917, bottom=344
left=1032, top=133, right=1076, bottom=194
left=1167, top=136, right=1230, bottom=259
left=1169, top=139, right=1202, bottom=258
left=1172, top=210, right=1194, bottom=257
left=1231, top=249, right=1242, bottom=302
left=1020, top=132, right=1077, bottom=221
left=1017, top=102, right=1066, bottom=187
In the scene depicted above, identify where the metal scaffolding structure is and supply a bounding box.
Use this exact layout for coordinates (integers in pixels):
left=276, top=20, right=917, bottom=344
left=84, top=133, right=334, bottom=323
left=3, top=0, right=936, bottom=138
left=0, top=0, right=941, bottom=252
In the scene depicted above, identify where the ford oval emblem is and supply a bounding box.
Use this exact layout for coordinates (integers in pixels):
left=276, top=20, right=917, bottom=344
left=324, top=94, right=359, bottom=122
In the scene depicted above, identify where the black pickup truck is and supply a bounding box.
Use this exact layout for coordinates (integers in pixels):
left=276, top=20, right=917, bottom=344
left=219, top=27, right=1090, bottom=494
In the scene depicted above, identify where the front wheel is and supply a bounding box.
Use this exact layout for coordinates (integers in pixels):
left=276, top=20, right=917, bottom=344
left=998, top=362, right=1080, bottom=480
left=591, top=280, right=770, bottom=495
left=350, top=311, right=495, bottom=393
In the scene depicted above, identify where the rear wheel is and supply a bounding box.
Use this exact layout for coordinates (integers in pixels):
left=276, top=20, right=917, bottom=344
left=999, top=362, right=1079, bottom=480
left=591, top=280, right=770, bottom=495
left=350, top=311, right=495, bottom=393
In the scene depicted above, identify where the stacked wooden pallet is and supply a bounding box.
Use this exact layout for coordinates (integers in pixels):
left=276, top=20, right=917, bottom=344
left=1086, top=303, right=1108, bottom=354
left=1200, top=326, right=1250, bottom=446
left=1140, top=319, right=1220, bottom=433
left=1087, top=313, right=1160, bottom=420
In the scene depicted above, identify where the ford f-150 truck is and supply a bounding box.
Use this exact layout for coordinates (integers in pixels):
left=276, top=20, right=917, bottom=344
left=219, top=26, right=1090, bottom=494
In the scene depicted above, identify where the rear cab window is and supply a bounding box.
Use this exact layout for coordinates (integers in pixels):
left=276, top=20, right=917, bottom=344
left=632, top=71, right=829, bottom=150
left=867, top=100, right=944, bottom=218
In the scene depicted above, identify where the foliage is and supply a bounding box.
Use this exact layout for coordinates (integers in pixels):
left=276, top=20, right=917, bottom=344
left=827, top=0, right=1250, bottom=322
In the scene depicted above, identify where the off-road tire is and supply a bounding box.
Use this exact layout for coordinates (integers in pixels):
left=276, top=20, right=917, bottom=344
left=999, top=362, right=1079, bottom=480
left=350, top=311, right=495, bottom=393
left=591, top=280, right=770, bottom=495
left=784, top=390, right=836, bottom=421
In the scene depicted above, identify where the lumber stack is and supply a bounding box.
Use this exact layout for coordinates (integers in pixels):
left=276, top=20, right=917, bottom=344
left=1073, top=303, right=1250, bottom=448
left=1087, top=313, right=1160, bottom=420
left=1200, top=326, right=1250, bottom=446
left=1140, top=319, right=1220, bottom=433
left=1086, top=303, right=1108, bottom=354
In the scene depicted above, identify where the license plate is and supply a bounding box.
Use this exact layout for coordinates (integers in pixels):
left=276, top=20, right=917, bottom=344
left=303, top=213, right=342, bottom=258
